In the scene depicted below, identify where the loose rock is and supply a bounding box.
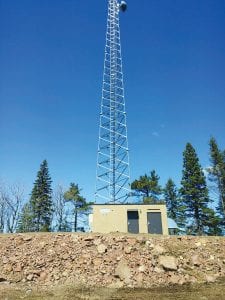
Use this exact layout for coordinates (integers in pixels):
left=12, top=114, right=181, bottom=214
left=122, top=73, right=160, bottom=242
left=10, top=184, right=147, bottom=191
left=191, top=255, right=201, bottom=266
left=115, top=260, right=131, bottom=283
left=152, top=245, right=166, bottom=256
left=97, top=244, right=107, bottom=254
left=124, top=246, right=132, bottom=254
left=159, top=256, right=178, bottom=271
left=0, top=233, right=224, bottom=288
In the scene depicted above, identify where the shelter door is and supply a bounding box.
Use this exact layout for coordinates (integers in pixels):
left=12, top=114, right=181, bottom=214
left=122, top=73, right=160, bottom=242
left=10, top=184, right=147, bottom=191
left=147, top=212, right=162, bottom=234
left=127, top=211, right=139, bottom=233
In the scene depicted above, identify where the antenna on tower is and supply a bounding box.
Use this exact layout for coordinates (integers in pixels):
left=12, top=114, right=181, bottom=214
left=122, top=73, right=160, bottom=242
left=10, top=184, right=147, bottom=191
left=119, top=1, right=127, bottom=12
left=95, top=0, right=131, bottom=204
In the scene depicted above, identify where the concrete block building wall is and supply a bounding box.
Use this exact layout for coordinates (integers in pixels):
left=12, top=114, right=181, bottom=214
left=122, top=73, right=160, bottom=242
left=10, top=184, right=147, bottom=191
left=91, top=204, right=168, bottom=235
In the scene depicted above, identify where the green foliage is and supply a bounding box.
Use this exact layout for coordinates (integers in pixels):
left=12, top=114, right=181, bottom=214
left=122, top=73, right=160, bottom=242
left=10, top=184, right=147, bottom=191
left=17, top=203, right=33, bottom=233
left=202, top=207, right=223, bottom=236
left=131, top=170, right=162, bottom=203
left=208, top=137, right=225, bottom=217
left=164, top=178, right=186, bottom=229
left=29, top=160, right=53, bottom=232
left=180, top=143, right=211, bottom=235
left=64, top=183, right=91, bottom=232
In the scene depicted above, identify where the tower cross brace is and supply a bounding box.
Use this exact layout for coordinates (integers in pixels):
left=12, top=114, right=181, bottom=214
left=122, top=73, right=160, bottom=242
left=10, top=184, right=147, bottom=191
left=95, top=0, right=130, bottom=203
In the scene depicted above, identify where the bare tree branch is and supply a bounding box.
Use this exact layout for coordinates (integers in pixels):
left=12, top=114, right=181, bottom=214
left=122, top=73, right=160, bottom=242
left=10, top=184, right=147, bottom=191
left=0, top=183, right=24, bottom=233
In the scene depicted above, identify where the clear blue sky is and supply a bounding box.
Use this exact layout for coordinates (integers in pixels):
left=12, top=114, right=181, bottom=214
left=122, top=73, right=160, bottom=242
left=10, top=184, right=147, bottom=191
left=0, top=0, right=225, bottom=202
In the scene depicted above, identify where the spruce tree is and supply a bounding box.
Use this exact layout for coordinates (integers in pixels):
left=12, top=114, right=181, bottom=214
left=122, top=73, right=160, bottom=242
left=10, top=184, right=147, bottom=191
left=180, top=143, right=211, bottom=235
left=202, top=207, right=223, bottom=236
left=209, top=137, right=225, bottom=217
left=17, top=203, right=33, bottom=232
left=131, top=170, right=162, bottom=203
left=30, top=160, right=53, bottom=232
left=164, top=178, right=186, bottom=228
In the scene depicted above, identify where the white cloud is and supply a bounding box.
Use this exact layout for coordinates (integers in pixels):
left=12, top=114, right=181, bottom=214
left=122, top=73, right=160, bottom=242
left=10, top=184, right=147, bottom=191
left=152, top=131, right=159, bottom=137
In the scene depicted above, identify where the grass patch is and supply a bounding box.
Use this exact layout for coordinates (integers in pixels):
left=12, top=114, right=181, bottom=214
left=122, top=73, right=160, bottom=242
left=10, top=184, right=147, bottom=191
left=0, top=278, right=225, bottom=300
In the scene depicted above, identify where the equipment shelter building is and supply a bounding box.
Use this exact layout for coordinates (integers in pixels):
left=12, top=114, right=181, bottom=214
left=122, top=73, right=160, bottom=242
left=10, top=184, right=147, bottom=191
left=90, top=204, right=169, bottom=235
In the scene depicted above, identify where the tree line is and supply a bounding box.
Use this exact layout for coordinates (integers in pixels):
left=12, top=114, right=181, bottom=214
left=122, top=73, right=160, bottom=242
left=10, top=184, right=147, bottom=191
left=0, top=137, right=224, bottom=235
left=0, top=160, right=91, bottom=233
left=131, top=137, right=225, bottom=235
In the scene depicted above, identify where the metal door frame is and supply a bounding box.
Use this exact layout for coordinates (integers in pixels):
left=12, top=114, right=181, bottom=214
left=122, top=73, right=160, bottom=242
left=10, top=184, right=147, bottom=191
left=147, top=211, right=163, bottom=234
left=127, top=210, right=139, bottom=233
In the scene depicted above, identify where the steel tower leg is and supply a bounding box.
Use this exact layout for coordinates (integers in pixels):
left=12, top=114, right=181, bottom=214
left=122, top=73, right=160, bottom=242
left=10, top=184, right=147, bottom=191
left=95, top=0, right=130, bottom=203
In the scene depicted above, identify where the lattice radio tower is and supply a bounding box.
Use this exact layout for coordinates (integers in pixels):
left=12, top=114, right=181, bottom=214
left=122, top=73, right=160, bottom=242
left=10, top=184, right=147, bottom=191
left=95, top=0, right=130, bottom=203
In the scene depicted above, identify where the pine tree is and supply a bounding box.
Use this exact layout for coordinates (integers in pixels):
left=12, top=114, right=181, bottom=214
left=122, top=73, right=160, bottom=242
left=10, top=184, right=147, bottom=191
left=30, top=160, right=53, bottom=232
left=164, top=178, right=186, bottom=228
left=131, top=170, right=162, bottom=203
left=180, top=143, right=211, bottom=235
left=64, top=183, right=89, bottom=232
left=209, top=137, right=225, bottom=217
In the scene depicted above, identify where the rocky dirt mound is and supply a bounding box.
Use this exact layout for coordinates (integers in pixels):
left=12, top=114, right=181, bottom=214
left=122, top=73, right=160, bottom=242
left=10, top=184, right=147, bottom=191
left=0, top=233, right=224, bottom=288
